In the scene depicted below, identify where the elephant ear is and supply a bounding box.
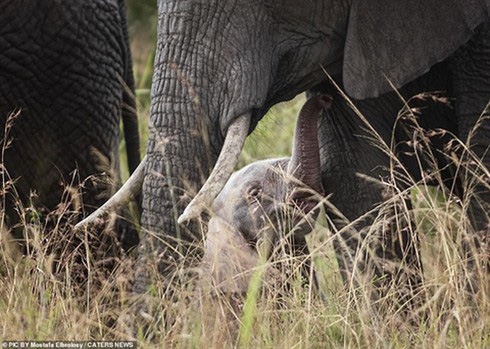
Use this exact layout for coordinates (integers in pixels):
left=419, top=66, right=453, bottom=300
left=343, top=0, right=490, bottom=99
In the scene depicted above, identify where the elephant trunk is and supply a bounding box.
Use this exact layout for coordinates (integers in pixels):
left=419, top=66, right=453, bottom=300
left=139, top=1, right=267, bottom=274
left=288, top=95, right=331, bottom=196
left=140, top=11, right=218, bottom=266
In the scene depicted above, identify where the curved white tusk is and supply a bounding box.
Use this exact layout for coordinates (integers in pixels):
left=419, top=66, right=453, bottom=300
left=178, top=113, right=251, bottom=224
left=74, top=155, right=146, bottom=230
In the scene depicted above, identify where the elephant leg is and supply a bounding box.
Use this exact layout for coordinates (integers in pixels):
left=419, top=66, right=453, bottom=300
left=312, top=79, right=461, bottom=310
left=320, top=169, right=422, bottom=304
left=449, top=22, right=490, bottom=293
left=313, top=62, right=459, bottom=310
left=317, top=97, right=416, bottom=296
left=450, top=21, right=490, bottom=234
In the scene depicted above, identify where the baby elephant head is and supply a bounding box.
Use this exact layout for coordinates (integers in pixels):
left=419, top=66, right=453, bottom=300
left=202, top=95, right=331, bottom=294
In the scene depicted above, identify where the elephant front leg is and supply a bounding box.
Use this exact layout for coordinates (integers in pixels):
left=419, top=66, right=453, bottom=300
left=450, top=22, right=490, bottom=292
left=451, top=21, right=490, bottom=235
left=317, top=94, right=423, bottom=312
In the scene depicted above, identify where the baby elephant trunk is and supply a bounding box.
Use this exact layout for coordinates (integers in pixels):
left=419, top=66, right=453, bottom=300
left=288, top=94, right=331, bottom=197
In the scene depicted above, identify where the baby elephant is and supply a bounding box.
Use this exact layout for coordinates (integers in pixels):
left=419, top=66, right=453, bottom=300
left=201, top=95, right=331, bottom=297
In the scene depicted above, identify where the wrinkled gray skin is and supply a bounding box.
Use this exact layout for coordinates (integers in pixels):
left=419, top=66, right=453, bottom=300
left=0, top=0, right=140, bottom=248
left=136, top=0, right=490, bottom=296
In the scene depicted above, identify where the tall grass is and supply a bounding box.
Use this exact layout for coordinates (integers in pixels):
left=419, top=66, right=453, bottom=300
left=2, top=91, right=489, bottom=347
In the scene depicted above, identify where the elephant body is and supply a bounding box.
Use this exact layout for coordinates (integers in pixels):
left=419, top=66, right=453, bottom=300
left=0, top=0, right=139, bottom=244
left=127, top=0, right=489, bottom=296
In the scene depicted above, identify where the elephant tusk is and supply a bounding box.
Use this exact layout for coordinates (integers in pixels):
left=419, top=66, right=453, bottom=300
left=178, top=113, right=251, bottom=224
left=74, top=155, right=146, bottom=230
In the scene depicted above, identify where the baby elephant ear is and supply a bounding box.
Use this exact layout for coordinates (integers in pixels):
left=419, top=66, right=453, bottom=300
left=343, top=0, right=489, bottom=99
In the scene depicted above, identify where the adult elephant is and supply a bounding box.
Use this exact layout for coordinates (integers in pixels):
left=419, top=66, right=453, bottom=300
left=0, top=0, right=140, bottom=248
left=88, top=0, right=489, bottom=294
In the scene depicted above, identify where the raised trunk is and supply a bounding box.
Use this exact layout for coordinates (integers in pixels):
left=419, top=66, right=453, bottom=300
left=289, top=95, right=330, bottom=196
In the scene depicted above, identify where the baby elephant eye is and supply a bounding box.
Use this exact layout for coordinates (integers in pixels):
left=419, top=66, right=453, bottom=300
left=247, top=186, right=262, bottom=198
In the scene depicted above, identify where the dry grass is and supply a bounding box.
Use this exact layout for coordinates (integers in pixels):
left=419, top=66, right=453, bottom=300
left=1, top=92, right=489, bottom=348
